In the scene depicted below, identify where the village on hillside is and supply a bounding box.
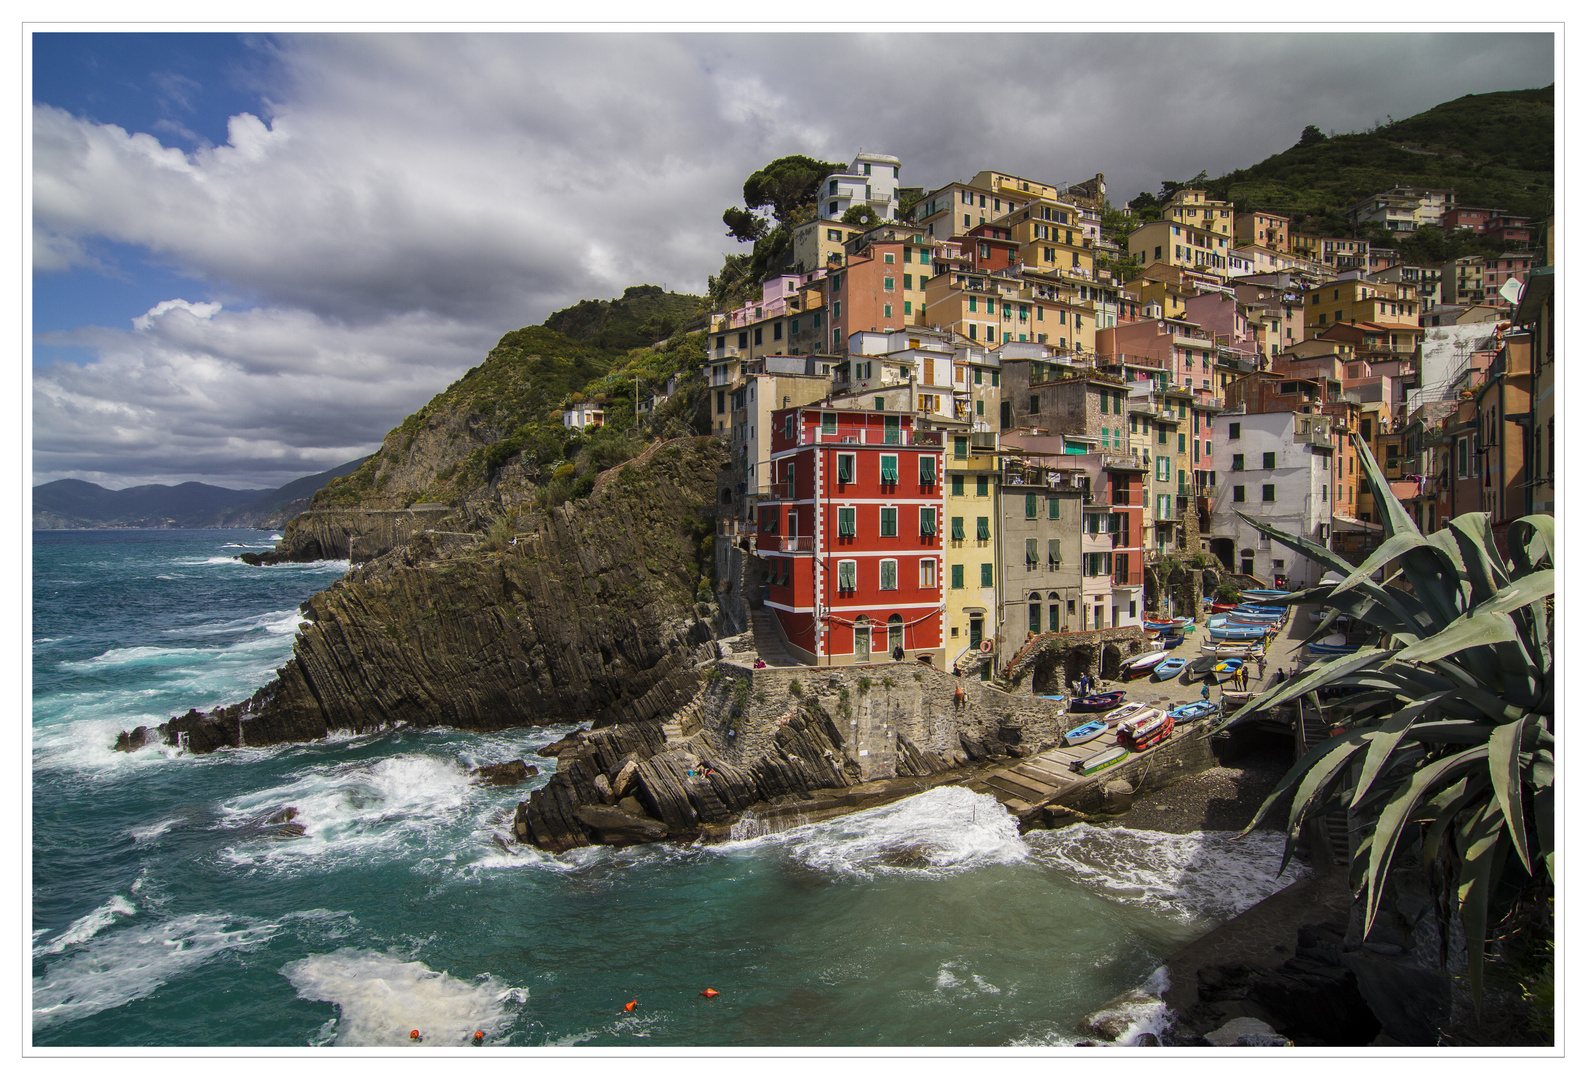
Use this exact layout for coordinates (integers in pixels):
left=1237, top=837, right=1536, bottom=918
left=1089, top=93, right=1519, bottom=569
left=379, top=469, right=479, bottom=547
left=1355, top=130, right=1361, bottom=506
left=563, top=152, right=1554, bottom=681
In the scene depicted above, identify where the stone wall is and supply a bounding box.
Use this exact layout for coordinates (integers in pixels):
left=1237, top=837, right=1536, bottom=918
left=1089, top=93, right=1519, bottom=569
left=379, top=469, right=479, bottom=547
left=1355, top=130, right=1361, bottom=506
left=687, top=659, right=1073, bottom=782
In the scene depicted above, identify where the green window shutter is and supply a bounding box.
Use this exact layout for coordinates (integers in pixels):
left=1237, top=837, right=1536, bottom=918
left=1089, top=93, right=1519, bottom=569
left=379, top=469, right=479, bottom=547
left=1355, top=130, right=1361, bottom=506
left=981, top=563, right=994, bottom=588
left=884, top=417, right=901, bottom=445
left=951, top=516, right=965, bottom=540
left=1049, top=497, right=1060, bottom=519
left=1026, top=538, right=1038, bottom=565
left=1263, top=484, right=1276, bottom=502
left=1178, top=433, right=1186, bottom=452
left=880, top=507, right=897, bottom=537
left=904, top=301, right=912, bottom=315
left=822, top=412, right=837, bottom=435
left=880, top=560, right=897, bottom=590
left=838, top=507, right=856, bottom=537
left=991, top=371, right=999, bottom=387
left=951, top=475, right=964, bottom=496
left=920, top=507, right=937, bottom=535
left=837, top=455, right=853, bottom=483
left=1048, top=539, right=1061, bottom=566
left=954, top=436, right=968, bottom=460
left=976, top=476, right=988, bottom=497
left=976, top=516, right=990, bottom=540
left=838, top=561, right=856, bottom=589
left=1263, top=451, right=1276, bottom=469
left=919, top=456, right=936, bottom=485
left=874, top=397, right=884, bottom=411
left=1029, top=603, right=1040, bottom=634
left=1025, top=492, right=1038, bottom=518
left=951, top=563, right=964, bottom=589
left=881, top=455, right=898, bottom=483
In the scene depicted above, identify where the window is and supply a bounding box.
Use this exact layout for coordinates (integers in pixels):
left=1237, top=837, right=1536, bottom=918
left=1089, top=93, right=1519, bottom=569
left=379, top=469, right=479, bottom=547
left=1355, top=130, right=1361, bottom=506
left=953, top=436, right=968, bottom=460
left=981, top=563, right=993, bottom=588
left=919, top=456, right=936, bottom=485
left=1178, top=433, right=1186, bottom=453
left=1233, top=485, right=1246, bottom=503
left=880, top=455, right=898, bottom=483
left=1229, top=422, right=1241, bottom=439
left=884, top=417, right=901, bottom=445
left=1158, top=426, right=1168, bottom=444
left=1025, top=492, right=1038, bottom=519
left=1156, top=456, right=1170, bottom=482
left=976, top=476, right=988, bottom=497
left=837, top=507, right=856, bottom=537
left=1049, top=497, right=1061, bottom=519
left=1262, top=484, right=1275, bottom=502
left=950, top=515, right=964, bottom=540
left=920, top=507, right=938, bottom=536
left=1029, top=395, right=1040, bottom=414
left=1232, top=453, right=1244, bottom=471
left=879, top=507, right=898, bottom=537
left=883, top=252, right=893, bottom=264
left=976, top=516, right=990, bottom=541
left=1048, top=539, right=1062, bottom=567
left=837, top=560, right=856, bottom=590
left=920, top=559, right=937, bottom=588
left=754, top=328, right=763, bottom=346
left=1026, top=538, right=1039, bottom=567
left=874, top=396, right=884, bottom=411
left=1262, top=451, right=1277, bottom=470
left=884, top=277, right=894, bottom=290
left=951, top=475, right=964, bottom=497
left=879, top=559, right=897, bottom=590
left=773, top=322, right=783, bottom=341
left=836, top=453, right=854, bottom=484
left=738, top=332, right=749, bottom=349
left=951, top=564, right=964, bottom=589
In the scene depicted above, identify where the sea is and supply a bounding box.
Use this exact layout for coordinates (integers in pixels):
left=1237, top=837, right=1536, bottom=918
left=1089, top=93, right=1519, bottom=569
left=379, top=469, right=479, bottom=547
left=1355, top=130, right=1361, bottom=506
left=31, top=528, right=1306, bottom=1048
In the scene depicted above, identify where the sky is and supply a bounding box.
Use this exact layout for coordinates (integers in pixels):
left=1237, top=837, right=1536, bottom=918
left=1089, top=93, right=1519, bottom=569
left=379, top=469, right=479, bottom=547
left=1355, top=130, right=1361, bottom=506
left=28, top=28, right=1557, bottom=491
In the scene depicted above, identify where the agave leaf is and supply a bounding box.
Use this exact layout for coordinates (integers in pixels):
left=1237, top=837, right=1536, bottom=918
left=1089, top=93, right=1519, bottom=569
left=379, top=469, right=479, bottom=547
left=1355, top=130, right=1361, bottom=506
left=1394, top=611, right=1518, bottom=665
left=1488, top=719, right=1532, bottom=876
left=1353, top=432, right=1421, bottom=540
left=1241, top=727, right=1370, bottom=836
left=1403, top=720, right=1505, bottom=745
left=1327, top=531, right=1435, bottom=600
left=1462, top=569, right=1554, bottom=623
left=1284, top=731, right=1373, bottom=840
left=1456, top=797, right=1510, bottom=1012
left=1362, top=745, right=1490, bottom=936
left=1448, top=513, right=1512, bottom=606
left=1397, top=544, right=1469, bottom=627
left=1420, top=777, right=1483, bottom=869
left=1533, top=783, right=1554, bottom=882
left=1214, top=648, right=1391, bottom=731
left=1351, top=693, right=1446, bottom=807
left=1506, top=515, right=1554, bottom=575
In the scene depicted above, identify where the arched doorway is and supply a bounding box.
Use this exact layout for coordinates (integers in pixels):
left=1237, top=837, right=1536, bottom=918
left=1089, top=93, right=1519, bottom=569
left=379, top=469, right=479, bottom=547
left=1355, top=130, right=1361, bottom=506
left=1047, top=591, right=1063, bottom=635
left=1101, top=642, right=1124, bottom=679
left=853, top=616, right=871, bottom=663
left=887, top=614, right=904, bottom=660
left=1064, top=645, right=1094, bottom=687
left=1240, top=547, right=1256, bottom=576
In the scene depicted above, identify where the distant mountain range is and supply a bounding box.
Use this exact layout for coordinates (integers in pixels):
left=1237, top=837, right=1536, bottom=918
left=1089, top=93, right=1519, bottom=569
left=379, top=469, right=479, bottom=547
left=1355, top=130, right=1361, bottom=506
left=33, top=457, right=370, bottom=530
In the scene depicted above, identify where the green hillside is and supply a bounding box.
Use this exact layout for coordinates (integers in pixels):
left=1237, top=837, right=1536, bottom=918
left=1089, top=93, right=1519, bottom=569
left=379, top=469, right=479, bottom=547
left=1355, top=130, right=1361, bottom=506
left=544, top=284, right=706, bottom=352
left=1205, top=85, right=1553, bottom=237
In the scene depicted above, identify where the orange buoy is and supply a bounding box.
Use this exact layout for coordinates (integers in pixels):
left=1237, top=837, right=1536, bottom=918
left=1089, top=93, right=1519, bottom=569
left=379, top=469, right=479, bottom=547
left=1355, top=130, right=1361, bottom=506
left=473, top=1030, right=485, bottom=1045
left=409, top=1029, right=422, bottom=1041
left=623, top=1000, right=637, bottom=1012
left=700, top=988, right=720, bottom=998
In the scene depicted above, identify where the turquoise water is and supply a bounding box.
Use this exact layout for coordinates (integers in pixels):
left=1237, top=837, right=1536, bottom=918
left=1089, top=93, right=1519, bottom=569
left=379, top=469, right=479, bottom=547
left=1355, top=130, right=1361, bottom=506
left=31, top=530, right=1303, bottom=1047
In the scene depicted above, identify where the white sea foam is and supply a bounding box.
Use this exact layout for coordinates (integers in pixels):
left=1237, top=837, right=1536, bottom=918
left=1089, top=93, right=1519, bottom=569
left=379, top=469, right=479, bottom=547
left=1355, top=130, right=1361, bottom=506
left=280, top=948, right=522, bottom=1046
left=269, top=534, right=283, bottom=541
left=129, top=817, right=185, bottom=845
left=34, top=895, right=137, bottom=957
left=752, top=786, right=1029, bottom=879
left=217, top=753, right=480, bottom=873
left=1029, top=824, right=1306, bottom=923
left=59, top=645, right=210, bottom=671
left=933, top=962, right=1002, bottom=996
left=32, top=912, right=282, bottom=1030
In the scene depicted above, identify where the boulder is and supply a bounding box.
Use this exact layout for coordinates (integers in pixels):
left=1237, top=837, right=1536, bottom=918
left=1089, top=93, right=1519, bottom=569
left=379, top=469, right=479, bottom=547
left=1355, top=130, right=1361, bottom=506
left=611, top=759, right=640, bottom=799
left=265, top=806, right=299, bottom=824
left=114, top=726, right=155, bottom=753
left=1205, top=1017, right=1284, bottom=1047
left=593, top=773, right=615, bottom=804
left=473, top=759, right=539, bottom=786
left=617, top=796, right=648, bottom=818
left=275, top=822, right=307, bottom=838
left=574, top=804, right=669, bottom=846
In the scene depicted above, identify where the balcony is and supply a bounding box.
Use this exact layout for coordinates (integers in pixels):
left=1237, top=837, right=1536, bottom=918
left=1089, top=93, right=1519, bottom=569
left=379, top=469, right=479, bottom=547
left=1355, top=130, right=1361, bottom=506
left=775, top=535, right=815, bottom=552
left=796, top=425, right=942, bottom=447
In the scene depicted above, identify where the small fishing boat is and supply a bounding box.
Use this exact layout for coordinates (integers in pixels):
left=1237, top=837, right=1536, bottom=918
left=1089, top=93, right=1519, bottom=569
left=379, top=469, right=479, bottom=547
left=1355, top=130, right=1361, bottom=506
left=1153, top=656, right=1187, bottom=680
left=1202, top=642, right=1264, bottom=657
left=1208, top=602, right=1239, bottom=613
left=1124, top=650, right=1169, bottom=677
left=1115, top=705, right=1166, bottom=737
left=1220, top=690, right=1255, bottom=707
left=1168, top=699, right=1220, bottom=722
left=1060, top=718, right=1109, bottom=748
left=1118, top=711, right=1173, bottom=750
left=1212, top=658, right=1245, bottom=682
left=1155, top=632, right=1185, bottom=649
left=1104, top=701, right=1156, bottom=727
left=1307, top=633, right=1359, bottom=656
left=1240, top=588, right=1289, bottom=602
left=1208, top=626, right=1269, bottom=642
left=1070, top=690, right=1126, bottom=713
left=1072, top=744, right=1129, bottom=775
left=1186, top=655, right=1221, bottom=677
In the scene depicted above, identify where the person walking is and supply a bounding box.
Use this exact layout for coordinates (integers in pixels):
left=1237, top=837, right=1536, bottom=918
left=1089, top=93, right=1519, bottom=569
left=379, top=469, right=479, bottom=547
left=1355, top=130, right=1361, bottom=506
left=1257, top=656, right=1267, bottom=681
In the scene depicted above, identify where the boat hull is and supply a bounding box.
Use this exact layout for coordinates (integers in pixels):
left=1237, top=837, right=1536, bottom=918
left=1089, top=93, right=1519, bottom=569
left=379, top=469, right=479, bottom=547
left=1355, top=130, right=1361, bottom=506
left=1072, top=745, right=1129, bottom=775
left=1070, top=691, right=1125, bottom=713
left=1061, top=720, right=1108, bottom=747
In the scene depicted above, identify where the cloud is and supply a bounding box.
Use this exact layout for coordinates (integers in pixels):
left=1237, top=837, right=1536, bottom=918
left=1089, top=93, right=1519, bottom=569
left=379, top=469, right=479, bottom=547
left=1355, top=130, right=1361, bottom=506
left=31, top=31, right=1554, bottom=487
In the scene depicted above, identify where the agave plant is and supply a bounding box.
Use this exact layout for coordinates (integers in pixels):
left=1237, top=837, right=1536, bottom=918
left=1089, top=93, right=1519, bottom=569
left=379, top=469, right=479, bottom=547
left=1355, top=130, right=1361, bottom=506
left=1212, top=433, right=1553, bottom=1007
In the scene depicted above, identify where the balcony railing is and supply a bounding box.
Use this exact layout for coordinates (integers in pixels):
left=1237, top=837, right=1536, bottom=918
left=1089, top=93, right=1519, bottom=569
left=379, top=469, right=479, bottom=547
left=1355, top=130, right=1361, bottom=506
left=793, top=425, right=942, bottom=447
left=775, top=535, right=815, bottom=552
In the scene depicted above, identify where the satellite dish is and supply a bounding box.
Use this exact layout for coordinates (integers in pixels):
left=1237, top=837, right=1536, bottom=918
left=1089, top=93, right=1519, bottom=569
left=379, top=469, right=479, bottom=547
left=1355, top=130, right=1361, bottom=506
left=1499, top=277, right=1524, bottom=305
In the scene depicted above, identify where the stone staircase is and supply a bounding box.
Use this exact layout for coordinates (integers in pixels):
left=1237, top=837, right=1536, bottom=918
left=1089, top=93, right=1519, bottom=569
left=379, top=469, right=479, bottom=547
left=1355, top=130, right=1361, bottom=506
left=1297, top=698, right=1352, bottom=866
left=661, top=683, right=713, bottom=748
left=750, top=606, right=797, bottom=667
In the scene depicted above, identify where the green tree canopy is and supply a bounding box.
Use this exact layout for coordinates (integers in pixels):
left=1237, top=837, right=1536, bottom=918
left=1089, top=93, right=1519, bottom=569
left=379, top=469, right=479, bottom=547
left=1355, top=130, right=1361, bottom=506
left=722, top=206, right=769, bottom=243
left=741, top=154, right=846, bottom=225
left=840, top=204, right=881, bottom=228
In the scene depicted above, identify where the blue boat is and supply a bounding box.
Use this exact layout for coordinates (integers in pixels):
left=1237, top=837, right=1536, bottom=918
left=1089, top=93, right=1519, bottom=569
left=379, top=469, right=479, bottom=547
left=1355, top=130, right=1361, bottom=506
left=1061, top=718, right=1109, bottom=747
left=1212, top=658, right=1245, bottom=681
left=1168, top=700, right=1220, bottom=722
left=1153, top=656, right=1187, bottom=680
left=1241, top=588, right=1289, bottom=602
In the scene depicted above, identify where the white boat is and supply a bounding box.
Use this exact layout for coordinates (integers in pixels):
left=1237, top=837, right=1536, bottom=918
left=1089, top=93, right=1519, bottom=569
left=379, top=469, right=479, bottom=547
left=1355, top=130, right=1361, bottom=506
left=1103, top=701, right=1156, bottom=727
left=1125, top=649, right=1169, bottom=674
left=1114, top=706, right=1167, bottom=739
left=1201, top=642, right=1265, bottom=658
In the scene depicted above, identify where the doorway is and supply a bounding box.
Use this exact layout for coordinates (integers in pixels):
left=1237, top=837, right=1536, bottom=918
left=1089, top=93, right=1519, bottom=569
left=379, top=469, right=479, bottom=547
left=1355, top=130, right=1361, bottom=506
left=853, top=616, right=871, bottom=662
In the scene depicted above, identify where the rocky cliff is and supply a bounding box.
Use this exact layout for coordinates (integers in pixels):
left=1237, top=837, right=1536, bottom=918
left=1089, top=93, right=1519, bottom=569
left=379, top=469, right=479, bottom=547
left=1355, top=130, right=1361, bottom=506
left=150, top=437, right=728, bottom=753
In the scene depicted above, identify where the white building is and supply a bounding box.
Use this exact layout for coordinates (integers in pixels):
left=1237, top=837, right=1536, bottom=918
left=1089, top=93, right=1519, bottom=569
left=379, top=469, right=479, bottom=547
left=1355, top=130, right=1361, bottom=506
left=1204, top=408, right=1337, bottom=588
left=819, top=151, right=903, bottom=223
left=562, top=402, right=605, bottom=429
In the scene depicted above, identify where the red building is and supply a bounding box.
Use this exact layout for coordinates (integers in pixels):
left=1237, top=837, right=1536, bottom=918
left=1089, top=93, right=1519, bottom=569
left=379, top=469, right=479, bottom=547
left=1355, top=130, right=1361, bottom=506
left=758, top=405, right=945, bottom=666
left=963, top=222, right=1020, bottom=273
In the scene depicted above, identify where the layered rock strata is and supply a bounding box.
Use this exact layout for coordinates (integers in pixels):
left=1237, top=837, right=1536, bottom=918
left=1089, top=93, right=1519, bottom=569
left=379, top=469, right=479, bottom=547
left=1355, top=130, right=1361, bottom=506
left=146, top=438, right=728, bottom=753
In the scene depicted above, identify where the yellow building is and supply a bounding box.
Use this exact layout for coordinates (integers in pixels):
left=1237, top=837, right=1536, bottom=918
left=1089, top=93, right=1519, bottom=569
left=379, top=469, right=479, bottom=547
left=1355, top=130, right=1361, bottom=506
left=1127, top=220, right=1234, bottom=278
left=1303, top=278, right=1421, bottom=337
left=970, top=169, right=1058, bottom=203
left=1162, top=188, right=1234, bottom=239
left=993, top=198, right=1094, bottom=279
left=791, top=219, right=863, bottom=276
left=944, top=432, right=1001, bottom=678
left=922, top=270, right=1094, bottom=352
